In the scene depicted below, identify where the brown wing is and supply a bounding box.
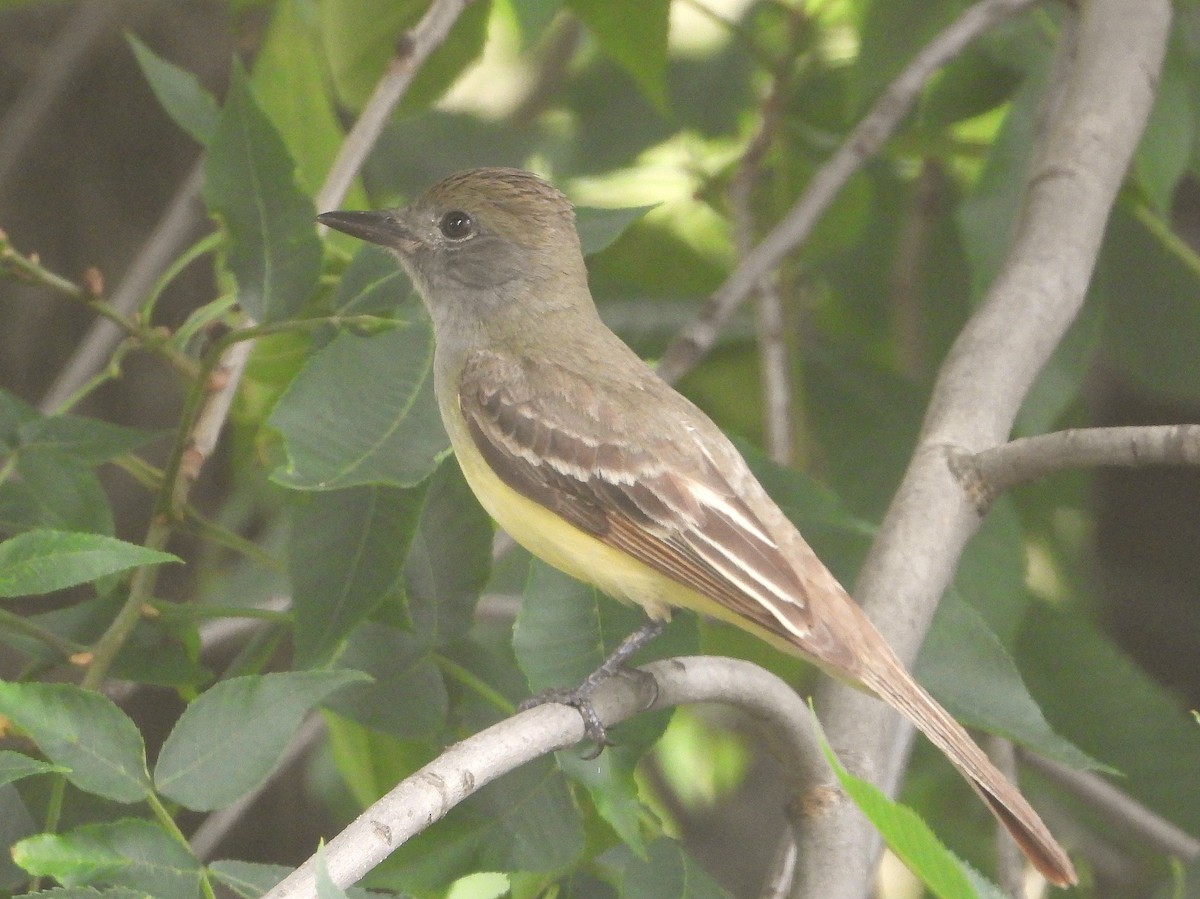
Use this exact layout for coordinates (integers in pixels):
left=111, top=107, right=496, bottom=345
left=458, top=350, right=815, bottom=641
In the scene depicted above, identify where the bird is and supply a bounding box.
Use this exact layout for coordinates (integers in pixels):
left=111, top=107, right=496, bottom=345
left=317, top=167, right=1077, bottom=887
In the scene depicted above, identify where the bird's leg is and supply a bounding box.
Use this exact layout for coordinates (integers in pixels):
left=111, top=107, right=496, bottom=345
left=519, top=619, right=665, bottom=757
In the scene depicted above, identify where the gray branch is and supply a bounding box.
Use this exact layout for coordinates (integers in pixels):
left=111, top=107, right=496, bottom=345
left=262, top=657, right=826, bottom=899
left=791, top=2, right=1171, bottom=897
left=953, top=424, right=1200, bottom=509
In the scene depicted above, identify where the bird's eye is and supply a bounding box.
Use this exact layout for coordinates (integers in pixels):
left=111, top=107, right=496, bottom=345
left=438, top=210, right=474, bottom=240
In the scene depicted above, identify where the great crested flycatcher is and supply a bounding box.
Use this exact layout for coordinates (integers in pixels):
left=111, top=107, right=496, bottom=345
left=318, top=167, right=1076, bottom=887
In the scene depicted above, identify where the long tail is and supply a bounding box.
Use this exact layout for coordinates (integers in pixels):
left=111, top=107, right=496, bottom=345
left=858, top=650, right=1077, bottom=887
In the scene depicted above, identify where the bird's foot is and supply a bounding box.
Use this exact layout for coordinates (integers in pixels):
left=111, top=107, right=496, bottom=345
left=518, top=619, right=666, bottom=758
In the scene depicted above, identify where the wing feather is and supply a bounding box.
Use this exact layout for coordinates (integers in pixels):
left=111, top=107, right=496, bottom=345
left=460, top=351, right=815, bottom=640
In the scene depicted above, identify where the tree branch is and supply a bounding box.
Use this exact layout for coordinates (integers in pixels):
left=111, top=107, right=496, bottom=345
left=262, top=657, right=827, bottom=899
left=655, top=0, right=1043, bottom=385
left=792, top=2, right=1171, bottom=896
left=951, top=425, right=1200, bottom=510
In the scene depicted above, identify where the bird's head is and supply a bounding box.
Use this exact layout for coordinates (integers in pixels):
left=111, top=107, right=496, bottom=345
left=319, top=168, right=588, bottom=317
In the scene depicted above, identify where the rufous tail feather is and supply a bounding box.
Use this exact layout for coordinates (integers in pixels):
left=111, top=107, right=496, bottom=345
left=859, top=653, right=1077, bottom=887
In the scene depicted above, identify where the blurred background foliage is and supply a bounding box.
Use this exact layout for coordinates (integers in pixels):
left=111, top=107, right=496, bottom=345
left=0, top=0, right=1198, bottom=897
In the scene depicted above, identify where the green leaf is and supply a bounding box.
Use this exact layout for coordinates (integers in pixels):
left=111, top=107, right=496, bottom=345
left=203, top=64, right=322, bottom=323
left=322, top=622, right=448, bottom=739
left=918, top=593, right=1104, bottom=771
left=0, top=530, right=179, bottom=597
left=604, top=839, right=729, bottom=899
left=269, top=319, right=449, bottom=489
left=153, top=670, right=369, bottom=810
left=0, top=682, right=150, bottom=803
left=1019, top=604, right=1200, bottom=834
left=288, top=483, right=426, bottom=667
left=328, top=245, right=413, bottom=316
left=127, top=34, right=219, bottom=146
left=0, top=749, right=68, bottom=787
left=1, top=451, right=114, bottom=535
left=405, top=456, right=493, bottom=644
left=0, top=388, right=37, bottom=448
left=513, top=563, right=609, bottom=694
left=576, top=205, right=656, bottom=257
left=12, top=819, right=200, bottom=897
left=567, top=0, right=670, bottom=109
left=17, top=415, right=161, bottom=465
left=251, top=0, right=351, bottom=196
left=817, top=729, right=983, bottom=899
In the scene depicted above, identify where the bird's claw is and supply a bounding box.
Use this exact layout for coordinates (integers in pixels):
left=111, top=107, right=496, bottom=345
left=519, top=683, right=614, bottom=757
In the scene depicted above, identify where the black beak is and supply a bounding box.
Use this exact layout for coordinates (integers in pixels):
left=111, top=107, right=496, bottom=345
left=317, top=210, right=418, bottom=252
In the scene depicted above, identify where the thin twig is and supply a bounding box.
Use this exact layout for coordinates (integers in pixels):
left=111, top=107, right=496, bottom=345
left=792, top=2, right=1170, bottom=896
left=262, top=656, right=828, bottom=899
left=953, top=425, right=1200, bottom=510
left=0, top=226, right=197, bottom=387
left=656, top=0, right=1044, bottom=385
left=1021, top=751, right=1200, bottom=863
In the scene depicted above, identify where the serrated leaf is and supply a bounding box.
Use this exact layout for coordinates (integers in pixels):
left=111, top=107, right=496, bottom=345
left=153, top=670, right=370, bottom=810
left=269, top=319, right=449, bottom=489
left=0, top=530, right=178, bottom=597
left=203, top=64, right=322, bottom=323
left=567, top=0, right=669, bottom=109
left=127, top=35, right=218, bottom=145
left=0, top=683, right=150, bottom=803
left=12, top=819, right=200, bottom=897
left=816, top=728, right=983, bottom=899
left=288, top=483, right=425, bottom=666
left=0, top=750, right=69, bottom=787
